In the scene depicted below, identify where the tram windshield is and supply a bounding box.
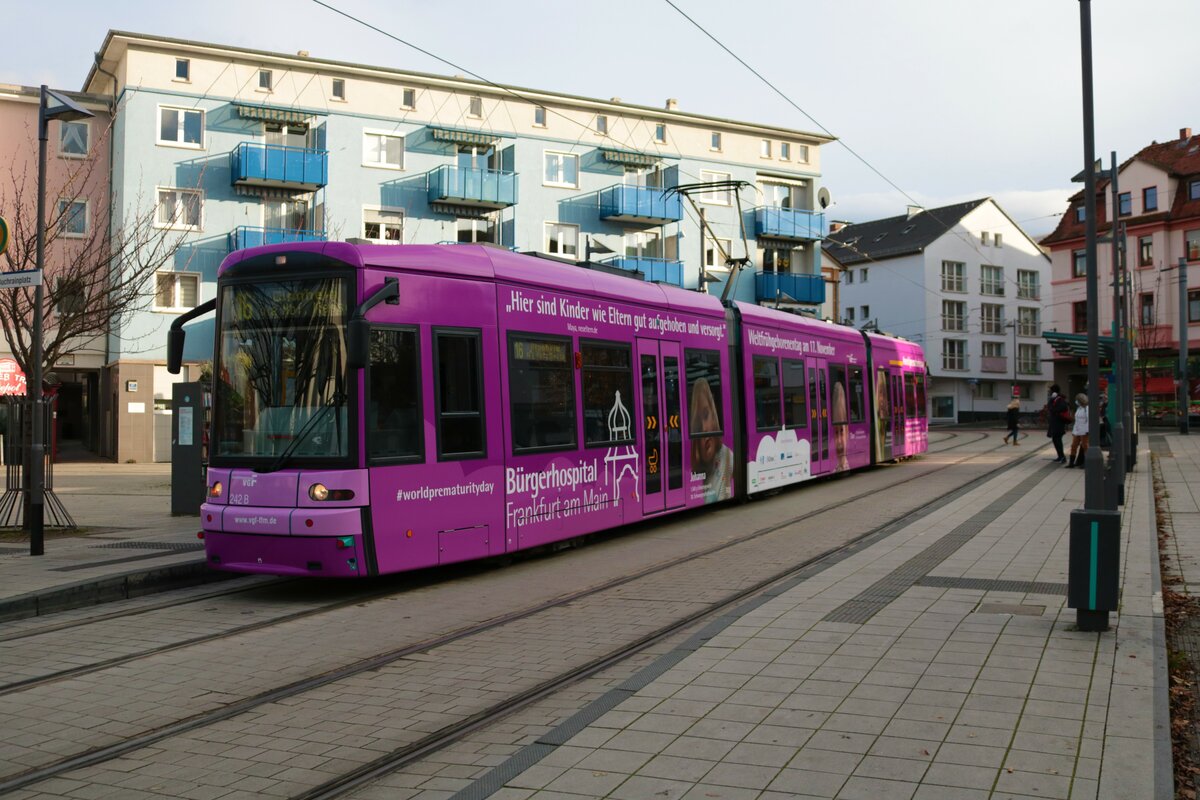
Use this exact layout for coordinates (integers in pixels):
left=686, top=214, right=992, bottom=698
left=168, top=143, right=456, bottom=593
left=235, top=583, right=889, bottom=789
left=213, top=276, right=351, bottom=462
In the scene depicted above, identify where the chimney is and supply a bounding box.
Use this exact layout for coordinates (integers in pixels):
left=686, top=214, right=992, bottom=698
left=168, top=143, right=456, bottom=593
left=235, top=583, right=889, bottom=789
left=1182, top=127, right=1193, bottom=140
left=665, top=98, right=678, bottom=111
left=829, top=221, right=849, bottom=233
left=610, top=97, right=622, bottom=103
left=906, top=205, right=923, bottom=219
left=297, top=50, right=310, bottom=57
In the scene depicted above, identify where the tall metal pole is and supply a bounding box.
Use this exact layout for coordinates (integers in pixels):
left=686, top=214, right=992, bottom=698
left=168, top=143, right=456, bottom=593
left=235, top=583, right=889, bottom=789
left=29, top=86, right=48, bottom=556
left=1108, top=152, right=1125, bottom=480
left=1079, top=5, right=1103, bottom=510
left=1181, top=256, right=1191, bottom=435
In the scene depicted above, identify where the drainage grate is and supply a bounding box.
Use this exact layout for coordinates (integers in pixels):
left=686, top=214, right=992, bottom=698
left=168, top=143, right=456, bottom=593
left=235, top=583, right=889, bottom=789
left=823, top=462, right=1058, bottom=625
left=919, top=576, right=1068, bottom=595
left=89, top=541, right=203, bottom=552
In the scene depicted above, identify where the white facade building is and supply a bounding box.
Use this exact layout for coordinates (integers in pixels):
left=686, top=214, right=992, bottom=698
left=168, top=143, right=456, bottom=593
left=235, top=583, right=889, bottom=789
left=825, top=198, right=1053, bottom=422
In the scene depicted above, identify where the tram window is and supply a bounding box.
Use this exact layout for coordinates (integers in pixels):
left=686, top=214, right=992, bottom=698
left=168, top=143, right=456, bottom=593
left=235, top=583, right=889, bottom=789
left=581, top=341, right=635, bottom=447
left=367, top=328, right=422, bottom=461
left=915, top=373, right=927, bottom=417
left=435, top=330, right=485, bottom=459
left=848, top=365, right=865, bottom=423
left=509, top=333, right=577, bottom=452
left=782, top=358, right=807, bottom=428
left=685, top=349, right=724, bottom=437
left=905, top=373, right=919, bottom=418
left=753, top=356, right=782, bottom=432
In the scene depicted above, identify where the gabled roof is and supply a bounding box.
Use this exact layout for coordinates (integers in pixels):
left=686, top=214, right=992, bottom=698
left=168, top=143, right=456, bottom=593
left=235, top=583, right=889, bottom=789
left=822, top=199, right=987, bottom=266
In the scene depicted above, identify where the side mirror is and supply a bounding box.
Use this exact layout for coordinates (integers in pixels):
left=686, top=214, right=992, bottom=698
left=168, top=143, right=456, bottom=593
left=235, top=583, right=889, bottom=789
left=347, top=317, right=369, bottom=370
left=167, top=328, right=185, bottom=374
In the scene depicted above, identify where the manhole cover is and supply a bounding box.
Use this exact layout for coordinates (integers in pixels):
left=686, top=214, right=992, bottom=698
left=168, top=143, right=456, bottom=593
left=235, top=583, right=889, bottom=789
left=975, top=602, right=1045, bottom=616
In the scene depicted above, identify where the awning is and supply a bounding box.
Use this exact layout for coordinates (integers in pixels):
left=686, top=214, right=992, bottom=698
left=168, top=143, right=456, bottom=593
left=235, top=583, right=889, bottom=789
left=599, top=147, right=659, bottom=167
left=1043, top=330, right=1116, bottom=360
left=429, top=126, right=502, bottom=146
left=232, top=103, right=315, bottom=125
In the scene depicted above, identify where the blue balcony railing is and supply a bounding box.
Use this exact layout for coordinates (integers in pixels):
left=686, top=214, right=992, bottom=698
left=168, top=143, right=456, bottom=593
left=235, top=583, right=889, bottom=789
left=230, top=143, right=328, bottom=189
left=604, top=256, right=684, bottom=287
left=598, top=185, right=682, bottom=224
left=428, top=165, right=517, bottom=208
left=229, top=226, right=327, bottom=251
left=754, top=206, right=828, bottom=241
left=755, top=272, right=825, bottom=305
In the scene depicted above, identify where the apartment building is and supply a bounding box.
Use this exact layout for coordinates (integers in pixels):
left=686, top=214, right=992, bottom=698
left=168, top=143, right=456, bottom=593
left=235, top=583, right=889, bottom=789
left=824, top=198, right=1052, bottom=422
left=82, top=31, right=834, bottom=461
left=1041, top=127, right=1200, bottom=418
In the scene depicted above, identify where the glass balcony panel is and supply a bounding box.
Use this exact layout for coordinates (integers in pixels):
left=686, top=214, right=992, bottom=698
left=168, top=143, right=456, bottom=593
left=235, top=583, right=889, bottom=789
left=230, top=143, right=328, bottom=189
left=598, top=185, right=682, bottom=224
left=603, top=256, right=684, bottom=287
left=428, top=165, right=517, bottom=208
left=754, top=207, right=828, bottom=241
left=230, top=226, right=327, bottom=250
left=754, top=272, right=825, bottom=305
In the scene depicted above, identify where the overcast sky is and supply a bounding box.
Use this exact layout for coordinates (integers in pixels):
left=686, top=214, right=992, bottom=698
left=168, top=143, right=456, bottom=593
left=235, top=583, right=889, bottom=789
left=4, top=0, right=1196, bottom=238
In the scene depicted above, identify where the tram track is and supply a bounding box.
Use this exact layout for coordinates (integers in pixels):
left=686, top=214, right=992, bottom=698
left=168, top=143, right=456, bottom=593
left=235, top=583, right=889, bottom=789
left=0, top=433, right=1029, bottom=795
left=0, top=431, right=985, bottom=701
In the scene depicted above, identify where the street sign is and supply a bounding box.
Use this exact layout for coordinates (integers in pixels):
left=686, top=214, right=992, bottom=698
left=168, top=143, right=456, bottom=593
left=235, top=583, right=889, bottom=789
left=0, top=216, right=8, bottom=256
left=0, top=269, right=43, bottom=289
left=0, top=358, right=26, bottom=395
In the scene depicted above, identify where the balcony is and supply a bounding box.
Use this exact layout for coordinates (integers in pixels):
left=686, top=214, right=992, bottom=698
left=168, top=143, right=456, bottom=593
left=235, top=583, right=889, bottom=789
left=598, top=185, right=682, bottom=224
left=754, top=206, right=828, bottom=241
left=981, top=356, right=1008, bottom=374
left=428, top=165, right=517, bottom=209
left=755, top=272, right=825, bottom=305
left=603, top=256, right=684, bottom=287
left=230, top=143, right=328, bottom=190
left=230, top=226, right=326, bottom=251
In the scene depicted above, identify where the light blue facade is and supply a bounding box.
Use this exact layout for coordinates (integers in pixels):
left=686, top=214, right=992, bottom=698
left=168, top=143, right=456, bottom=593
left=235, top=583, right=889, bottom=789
left=111, top=87, right=828, bottom=363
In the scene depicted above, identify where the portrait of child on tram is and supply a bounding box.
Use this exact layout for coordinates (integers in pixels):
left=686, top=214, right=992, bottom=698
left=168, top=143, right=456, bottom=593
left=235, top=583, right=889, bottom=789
left=688, top=377, right=733, bottom=502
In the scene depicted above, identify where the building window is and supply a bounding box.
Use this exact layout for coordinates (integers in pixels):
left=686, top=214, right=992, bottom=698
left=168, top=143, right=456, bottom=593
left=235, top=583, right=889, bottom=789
left=367, top=328, right=422, bottom=461
left=154, top=272, right=199, bottom=311
left=468, top=96, right=483, bottom=118
left=1140, top=293, right=1154, bottom=326
left=705, top=238, right=732, bottom=269
left=760, top=139, right=772, bottom=158
left=843, top=270, right=854, bottom=285
left=1073, top=301, right=1088, bottom=333
left=155, top=188, right=202, bottom=230
left=780, top=142, right=791, bottom=161
left=508, top=334, right=576, bottom=453
left=543, top=151, right=579, bottom=188
left=1018, top=306, right=1040, bottom=337
left=175, top=58, right=190, bottom=81
left=710, top=132, right=722, bottom=151
left=1118, top=191, right=1131, bottom=216
left=980, top=264, right=1004, bottom=296
left=981, top=231, right=991, bottom=246
left=1191, top=180, right=1200, bottom=201
left=654, top=123, right=666, bottom=143
left=994, top=232, right=1003, bottom=247
left=942, top=300, right=966, bottom=332
left=581, top=341, right=635, bottom=447
left=362, top=207, right=404, bottom=243
left=1143, top=186, right=1158, bottom=212
left=860, top=268, right=868, bottom=283
left=533, top=106, right=546, bottom=127
left=759, top=180, right=801, bottom=209
left=56, top=199, right=87, bottom=237
left=401, top=88, right=416, bottom=109
left=980, top=303, right=1004, bottom=335
left=1075, top=206, right=1086, bottom=222
left=797, top=144, right=810, bottom=162
left=157, top=106, right=204, bottom=148
left=699, top=170, right=731, bottom=205
left=941, top=260, right=965, bottom=292
left=595, top=114, right=608, bottom=134
left=1139, top=235, right=1153, bottom=267
left=258, top=69, right=273, bottom=92
left=762, top=245, right=799, bottom=273
left=59, top=121, right=89, bottom=157
left=625, top=230, right=662, bottom=259
left=860, top=305, right=869, bottom=320
left=846, top=307, right=855, bottom=322
left=457, top=215, right=497, bottom=244
left=362, top=131, right=404, bottom=169
left=435, top=330, right=486, bottom=460
left=332, top=79, right=345, bottom=100
left=1072, top=249, right=1087, bottom=277
left=1017, top=344, right=1040, bottom=375
left=1017, top=269, right=1040, bottom=300
left=942, top=339, right=967, bottom=371
left=982, top=340, right=1004, bottom=358
left=1187, top=230, right=1200, bottom=261
left=1189, top=289, right=1200, bottom=323
left=544, top=222, right=579, bottom=257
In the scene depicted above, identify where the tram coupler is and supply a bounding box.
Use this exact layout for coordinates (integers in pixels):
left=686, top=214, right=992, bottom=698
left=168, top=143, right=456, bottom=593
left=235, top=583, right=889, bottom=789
left=1067, top=508, right=1120, bottom=632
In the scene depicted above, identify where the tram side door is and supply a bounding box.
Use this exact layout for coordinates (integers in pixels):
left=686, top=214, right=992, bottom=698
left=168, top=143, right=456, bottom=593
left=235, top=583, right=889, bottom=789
left=638, top=339, right=685, bottom=514
left=891, top=372, right=907, bottom=454
left=809, top=359, right=830, bottom=474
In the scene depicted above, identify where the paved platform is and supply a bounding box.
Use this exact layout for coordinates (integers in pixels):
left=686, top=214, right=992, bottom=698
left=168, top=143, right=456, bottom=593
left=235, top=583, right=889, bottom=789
left=451, top=439, right=1173, bottom=800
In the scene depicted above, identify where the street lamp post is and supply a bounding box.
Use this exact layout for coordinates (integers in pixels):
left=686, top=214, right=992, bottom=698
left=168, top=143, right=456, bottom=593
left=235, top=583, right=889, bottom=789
left=28, top=86, right=93, bottom=556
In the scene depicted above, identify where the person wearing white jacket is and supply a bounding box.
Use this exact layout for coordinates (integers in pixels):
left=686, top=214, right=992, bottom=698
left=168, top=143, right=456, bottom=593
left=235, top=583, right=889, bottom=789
left=1067, top=393, right=1089, bottom=468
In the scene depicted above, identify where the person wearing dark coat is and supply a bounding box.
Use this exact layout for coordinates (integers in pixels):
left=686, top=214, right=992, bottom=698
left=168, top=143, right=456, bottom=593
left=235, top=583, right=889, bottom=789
left=1046, top=384, right=1070, bottom=462
left=1003, top=398, right=1020, bottom=445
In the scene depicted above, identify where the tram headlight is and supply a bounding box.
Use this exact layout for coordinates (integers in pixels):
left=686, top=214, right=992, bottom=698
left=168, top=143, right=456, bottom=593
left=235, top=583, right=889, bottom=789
left=309, top=483, right=330, bottom=501
left=209, top=481, right=223, bottom=498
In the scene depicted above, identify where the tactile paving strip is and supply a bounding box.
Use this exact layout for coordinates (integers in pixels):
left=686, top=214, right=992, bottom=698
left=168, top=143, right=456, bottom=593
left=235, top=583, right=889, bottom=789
left=918, top=575, right=1068, bottom=595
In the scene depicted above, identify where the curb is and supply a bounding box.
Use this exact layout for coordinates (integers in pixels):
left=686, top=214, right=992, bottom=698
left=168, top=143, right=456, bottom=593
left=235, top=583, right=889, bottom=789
left=0, top=560, right=241, bottom=623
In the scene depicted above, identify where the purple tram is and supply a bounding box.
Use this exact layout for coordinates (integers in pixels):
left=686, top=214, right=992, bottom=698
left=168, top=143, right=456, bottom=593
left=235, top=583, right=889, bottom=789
left=167, top=243, right=928, bottom=578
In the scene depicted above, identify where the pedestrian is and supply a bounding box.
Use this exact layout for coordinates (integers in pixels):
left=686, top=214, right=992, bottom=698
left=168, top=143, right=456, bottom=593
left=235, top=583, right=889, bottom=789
left=1003, top=398, right=1021, bottom=445
left=1068, top=393, right=1089, bottom=468
left=1046, top=384, right=1070, bottom=463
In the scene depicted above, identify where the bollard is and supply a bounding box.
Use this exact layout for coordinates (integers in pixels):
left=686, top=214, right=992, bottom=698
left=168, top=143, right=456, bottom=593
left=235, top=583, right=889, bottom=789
left=1068, top=508, right=1121, bottom=631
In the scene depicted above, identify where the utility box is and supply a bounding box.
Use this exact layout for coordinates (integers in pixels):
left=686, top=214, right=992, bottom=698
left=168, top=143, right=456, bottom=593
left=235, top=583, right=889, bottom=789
left=171, top=382, right=206, bottom=516
left=1067, top=508, right=1121, bottom=621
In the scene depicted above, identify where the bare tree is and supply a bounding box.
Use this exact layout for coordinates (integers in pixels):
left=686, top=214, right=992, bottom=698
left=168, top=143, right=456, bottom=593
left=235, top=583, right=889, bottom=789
left=0, top=121, right=195, bottom=378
